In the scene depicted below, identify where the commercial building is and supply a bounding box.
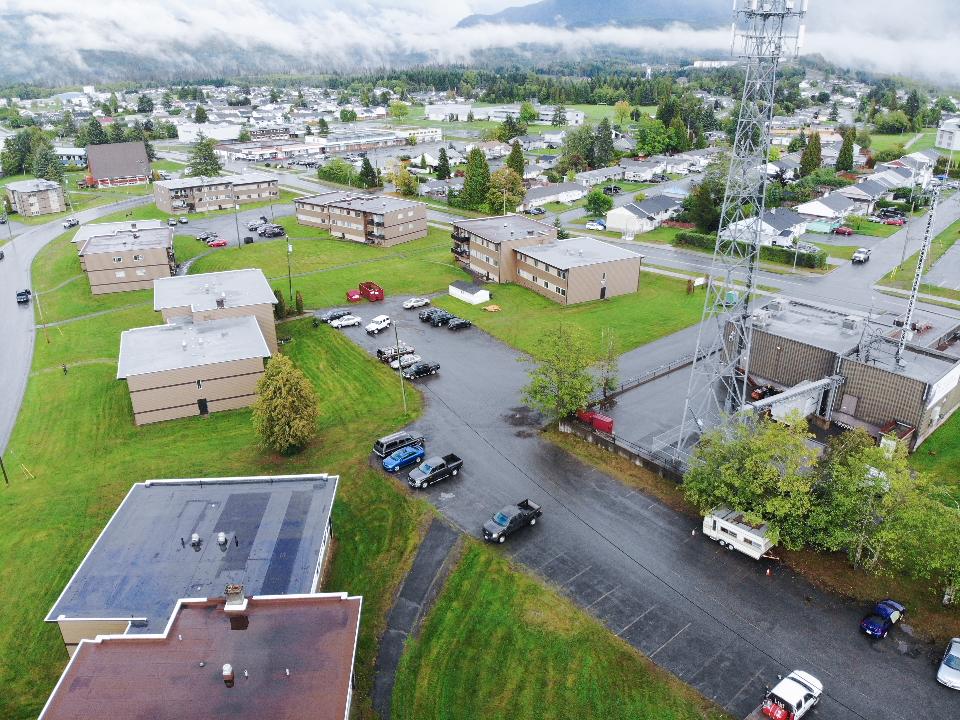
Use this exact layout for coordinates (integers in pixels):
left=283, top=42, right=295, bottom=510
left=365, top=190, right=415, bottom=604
left=294, top=192, right=427, bottom=246
left=153, top=268, right=279, bottom=352
left=116, top=316, right=271, bottom=425
left=513, top=236, right=643, bottom=305
left=153, top=172, right=279, bottom=214
left=44, top=474, right=341, bottom=654
left=85, top=141, right=150, bottom=187
left=451, top=214, right=557, bottom=283
left=76, top=221, right=175, bottom=294
left=4, top=178, right=66, bottom=216
left=215, top=139, right=315, bottom=162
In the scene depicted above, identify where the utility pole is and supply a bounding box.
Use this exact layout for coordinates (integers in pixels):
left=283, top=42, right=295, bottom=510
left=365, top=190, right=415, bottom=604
left=234, top=197, right=242, bottom=250
left=0, top=453, right=8, bottom=486
left=393, top=320, right=408, bottom=414
left=286, top=242, right=293, bottom=303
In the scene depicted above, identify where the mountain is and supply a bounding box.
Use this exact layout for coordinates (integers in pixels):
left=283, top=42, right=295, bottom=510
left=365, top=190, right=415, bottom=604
left=457, top=0, right=731, bottom=29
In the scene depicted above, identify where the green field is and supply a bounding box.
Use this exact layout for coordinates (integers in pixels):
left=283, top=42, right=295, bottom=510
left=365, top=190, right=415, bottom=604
left=542, top=199, right=586, bottom=213
left=869, top=133, right=915, bottom=154
left=393, top=545, right=726, bottom=720
left=911, top=409, right=960, bottom=506
left=434, top=272, right=703, bottom=359
left=844, top=215, right=901, bottom=238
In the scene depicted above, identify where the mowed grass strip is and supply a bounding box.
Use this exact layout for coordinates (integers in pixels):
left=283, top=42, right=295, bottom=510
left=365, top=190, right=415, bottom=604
left=392, top=545, right=728, bottom=720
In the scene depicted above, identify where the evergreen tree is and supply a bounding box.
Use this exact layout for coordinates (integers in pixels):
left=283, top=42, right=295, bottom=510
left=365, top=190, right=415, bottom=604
left=187, top=134, right=222, bottom=177
left=83, top=116, right=109, bottom=146
left=316, top=118, right=329, bottom=135
left=136, top=95, right=154, bottom=113
left=194, top=106, right=208, bottom=123
left=799, top=132, right=823, bottom=177
left=506, top=140, right=524, bottom=177
left=59, top=110, right=77, bottom=137
left=461, top=148, right=490, bottom=210
left=593, top=118, right=615, bottom=166
left=238, top=125, right=251, bottom=142
left=553, top=216, right=569, bottom=239
left=252, top=355, right=319, bottom=455
left=551, top=103, right=567, bottom=127
left=359, top=157, right=379, bottom=188
left=828, top=102, right=839, bottom=122
left=835, top=128, right=855, bottom=172
left=668, top=116, right=690, bottom=152
left=904, top=89, right=922, bottom=125
left=269, top=87, right=281, bottom=103
left=436, top=147, right=451, bottom=180
left=32, top=144, right=63, bottom=182
left=108, top=122, right=126, bottom=143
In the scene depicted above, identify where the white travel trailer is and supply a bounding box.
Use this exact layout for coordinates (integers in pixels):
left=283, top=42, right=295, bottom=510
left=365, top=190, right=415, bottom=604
left=702, top=507, right=774, bottom=560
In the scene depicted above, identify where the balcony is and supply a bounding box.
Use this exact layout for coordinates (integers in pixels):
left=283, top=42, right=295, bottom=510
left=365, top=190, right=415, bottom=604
left=451, top=246, right=469, bottom=258
left=451, top=232, right=470, bottom=243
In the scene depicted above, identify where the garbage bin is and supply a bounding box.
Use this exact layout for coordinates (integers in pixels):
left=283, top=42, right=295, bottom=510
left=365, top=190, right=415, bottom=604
left=244, top=236, right=254, bottom=245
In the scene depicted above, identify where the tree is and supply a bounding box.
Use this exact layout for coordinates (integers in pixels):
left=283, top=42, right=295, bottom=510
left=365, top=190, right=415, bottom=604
left=935, top=96, right=958, bottom=113
left=436, top=147, right=451, bottom=180
left=593, top=118, right=615, bottom=166
left=595, top=330, right=619, bottom=398
left=668, top=115, right=690, bottom=152
left=136, top=95, right=154, bottom=113
left=585, top=189, right=613, bottom=217
left=553, top=216, right=570, bottom=239
left=269, top=87, right=281, bottom=103
left=486, top=167, right=524, bottom=213
left=787, top=129, right=807, bottom=153
left=855, top=129, right=872, bottom=149
left=238, top=125, right=251, bottom=142
left=828, top=102, right=839, bottom=122
left=82, top=116, right=109, bottom=146
left=59, top=110, right=77, bottom=137
left=683, top=414, right=819, bottom=549
left=389, top=166, right=418, bottom=197
left=560, top=124, right=595, bottom=172
left=316, top=118, right=330, bottom=135
left=252, top=355, right=318, bottom=455
left=461, top=148, right=490, bottom=210
left=799, top=131, right=822, bottom=177
left=518, top=101, right=538, bottom=124
left=186, top=134, right=222, bottom=177
left=294, top=291, right=304, bottom=315
left=295, top=89, right=307, bottom=109
left=388, top=100, right=409, bottom=121
left=193, top=105, right=208, bottom=123
left=31, top=144, right=63, bottom=182
left=495, top=115, right=525, bottom=143
left=339, top=109, right=358, bottom=122
left=613, top=100, right=631, bottom=128
left=272, top=288, right=287, bottom=319
left=835, top=128, right=855, bottom=172
left=551, top=103, right=567, bottom=127
left=635, top=116, right=670, bottom=156
left=873, top=110, right=911, bottom=134
left=506, top=140, right=524, bottom=177
left=358, top=157, right=379, bottom=188
left=904, top=89, right=922, bottom=125
left=108, top=122, right=126, bottom=143
left=521, top=325, right=596, bottom=422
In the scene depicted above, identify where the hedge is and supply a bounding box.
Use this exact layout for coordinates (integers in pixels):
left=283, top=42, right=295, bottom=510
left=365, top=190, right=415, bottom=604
left=674, top=231, right=826, bottom=269
left=875, top=199, right=913, bottom=212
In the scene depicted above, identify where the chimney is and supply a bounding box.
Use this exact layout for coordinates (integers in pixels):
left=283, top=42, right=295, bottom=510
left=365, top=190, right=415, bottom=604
left=223, top=664, right=235, bottom=687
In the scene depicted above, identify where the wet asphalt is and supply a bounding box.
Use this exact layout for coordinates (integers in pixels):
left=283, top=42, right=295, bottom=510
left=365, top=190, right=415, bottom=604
left=329, top=295, right=958, bottom=720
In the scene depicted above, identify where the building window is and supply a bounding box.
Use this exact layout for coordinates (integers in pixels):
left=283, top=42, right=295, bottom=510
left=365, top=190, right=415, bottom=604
left=133, top=254, right=144, bottom=261
left=560, top=288, right=566, bottom=297
left=197, top=379, right=203, bottom=389
left=543, top=280, right=549, bottom=288
left=113, top=256, right=123, bottom=263
left=135, top=269, right=146, bottom=277
left=115, top=270, right=126, bottom=278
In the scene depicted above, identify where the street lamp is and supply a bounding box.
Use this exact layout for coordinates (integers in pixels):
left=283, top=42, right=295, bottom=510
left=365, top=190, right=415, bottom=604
left=286, top=242, right=293, bottom=303
left=393, top=320, right=408, bottom=414
left=233, top=198, right=242, bottom=250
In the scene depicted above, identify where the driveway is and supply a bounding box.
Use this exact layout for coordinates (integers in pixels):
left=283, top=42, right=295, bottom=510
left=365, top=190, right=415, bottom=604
left=327, top=296, right=954, bottom=720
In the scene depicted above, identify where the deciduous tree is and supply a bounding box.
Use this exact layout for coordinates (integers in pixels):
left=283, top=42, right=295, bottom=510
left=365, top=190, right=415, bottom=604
left=585, top=189, right=613, bottom=217
left=522, top=325, right=596, bottom=422
left=635, top=116, right=670, bottom=156
left=486, top=167, right=524, bottom=213
left=193, top=105, right=208, bottom=123
left=252, top=355, right=319, bottom=455
left=613, top=100, right=631, bottom=128
left=518, top=101, right=538, bottom=124
left=388, top=100, right=409, bottom=121
left=186, top=134, right=222, bottom=177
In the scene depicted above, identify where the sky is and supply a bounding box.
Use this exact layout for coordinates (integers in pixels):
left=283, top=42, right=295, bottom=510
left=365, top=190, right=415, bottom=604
left=0, top=0, right=958, bottom=85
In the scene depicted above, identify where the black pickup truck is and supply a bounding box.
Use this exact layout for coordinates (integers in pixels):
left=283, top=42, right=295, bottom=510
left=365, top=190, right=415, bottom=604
left=16, top=289, right=32, bottom=305
left=407, top=453, right=463, bottom=489
left=377, top=343, right=414, bottom=362
left=482, top=499, right=542, bottom=543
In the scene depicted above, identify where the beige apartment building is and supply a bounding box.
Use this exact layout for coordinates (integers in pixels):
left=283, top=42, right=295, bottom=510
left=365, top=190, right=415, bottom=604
left=514, top=236, right=643, bottom=305
left=4, top=178, right=66, bottom=217
left=75, top=221, right=174, bottom=294
left=451, top=215, right=557, bottom=283
left=153, top=171, right=279, bottom=213
left=294, top=191, right=428, bottom=246
left=153, top=268, right=278, bottom=352
left=116, top=316, right=271, bottom=425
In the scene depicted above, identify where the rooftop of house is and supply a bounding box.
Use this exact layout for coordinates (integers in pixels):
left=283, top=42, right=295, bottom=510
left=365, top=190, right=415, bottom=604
left=4, top=178, right=62, bottom=193
left=516, top=235, right=643, bottom=270
left=801, top=192, right=856, bottom=212
left=45, top=475, right=338, bottom=632
left=153, top=268, right=277, bottom=313
left=86, top=141, right=150, bottom=180
left=454, top=214, right=555, bottom=245
left=525, top=182, right=584, bottom=200
left=77, top=223, right=173, bottom=255
left=155, top=171, right=278, bottom=190
left=40, top=593, right=360, bottom=720
left=450, top=279, right=487, bottom=294
left=117, top=315, right=270, bottom=378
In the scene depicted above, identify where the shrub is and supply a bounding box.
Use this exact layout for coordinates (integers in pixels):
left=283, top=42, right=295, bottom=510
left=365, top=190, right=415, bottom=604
left=674, top=231, right=826, bottom=269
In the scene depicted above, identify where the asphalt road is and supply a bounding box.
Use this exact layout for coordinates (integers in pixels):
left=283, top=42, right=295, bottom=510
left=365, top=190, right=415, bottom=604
left=328, top=296, right=957, bottom=720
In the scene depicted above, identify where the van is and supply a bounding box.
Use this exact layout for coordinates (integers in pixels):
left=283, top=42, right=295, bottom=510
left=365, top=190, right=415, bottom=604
left=373, top=431, right=424, bottom=458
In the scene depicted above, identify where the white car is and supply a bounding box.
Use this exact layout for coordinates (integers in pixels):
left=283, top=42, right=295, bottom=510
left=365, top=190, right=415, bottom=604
left=389, top=354, right=421, bottom=370
left=938, top=637, right=960, bottom=689
left=758, top=671, right=822, bottom=720
left=329, top=314, right=361, bottom=329
left=365, top=314, right=391, bottom=335
left=585, top=221, right=606, bottom=230
left=402, top=297, right=431, bottom=309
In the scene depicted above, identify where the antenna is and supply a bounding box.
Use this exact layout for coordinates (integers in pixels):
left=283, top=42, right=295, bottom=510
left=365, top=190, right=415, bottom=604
left=896, top=181, right=941, bottom=365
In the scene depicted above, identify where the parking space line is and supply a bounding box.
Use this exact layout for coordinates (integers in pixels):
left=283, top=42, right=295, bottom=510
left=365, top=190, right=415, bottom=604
left=616, top=604, right=657, bottom=637
left=649, top=622, right=691, bottom=658
left=586, top=585, right=619, bottom=609
left=560, top=565, right=592, bottom=588
left=724, top=667, right=767, bottom=710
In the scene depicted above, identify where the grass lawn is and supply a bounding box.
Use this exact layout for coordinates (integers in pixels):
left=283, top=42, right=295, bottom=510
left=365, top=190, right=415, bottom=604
left=393, top=545, right=727, bottom=720
left=810, top=242, right=861, bottom=261
left=150, top=159, right=186, bottom=173
left=844, top=215, right=901, bottom=238
left=880, top=217, right=960, bottom=290
left=433, top=273, right=704, bottom=359
left=567, top=103, right=658, bottom=124
left=639, top=225, right=683, bottom=245
left=542, top=199, right=586, bottom=213
left=869, top=133, right=916, bottom=154
left=911, top=409, right=960, bottom=506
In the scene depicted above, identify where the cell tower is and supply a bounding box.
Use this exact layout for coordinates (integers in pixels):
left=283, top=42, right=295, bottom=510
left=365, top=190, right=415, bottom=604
left=675, top=0, right=808, bottom=456
left=895, top=182, right=941, bottom=366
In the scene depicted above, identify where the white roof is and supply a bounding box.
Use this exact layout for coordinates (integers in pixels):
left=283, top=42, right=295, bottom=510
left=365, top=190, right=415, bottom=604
left=153, top=269, right=277, bottom=312
left=515, top=236, right=642, bottom=270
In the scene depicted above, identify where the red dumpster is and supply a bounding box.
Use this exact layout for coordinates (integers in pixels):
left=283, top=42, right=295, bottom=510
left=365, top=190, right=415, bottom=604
left=359, top=281, right=384, bottom=301
left=576, top=409, right=595, bottom=424
left=346, top=289, right=361, bottom=303
left=591, top=414, right=614, bottom=434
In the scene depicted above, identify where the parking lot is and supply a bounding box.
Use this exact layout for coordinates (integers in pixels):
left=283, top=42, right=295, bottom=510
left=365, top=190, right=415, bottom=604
left=320, top=293, right=954, bottom=720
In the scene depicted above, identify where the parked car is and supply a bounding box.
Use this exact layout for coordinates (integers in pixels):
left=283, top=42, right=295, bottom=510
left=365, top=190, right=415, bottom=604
left=879, top=207, right=906, bottom=218
left=207, top=238, right=228, bottom=248
left=318, top=308, right=352, bottom=324
left=346, top=289, right=362, bottom=303
left=794, top=241, right=820, bottom=255
left=402, top=362, right=440, bottom=379
left=246, top=220, right=264, bottom=231
left=196, top=231, right=213, bottom=241
left=833, top=225, right=854, bottom=236
left=167, top=218, right=178, bottom=227
left=482, top=499, right=542, bottom=543
left=884, top=217, right=906, bottom=226
left=852, top=248, right=871, bottom=264
left=365, top=314, right=391, bottom=335
left=389, top=353, right=421, bottom=370
left=372, top=431, right=424, bottom=458
left=749, top=671, right=823, bottom=720
left=16, top=289, right=32, bottom=304
left=419, top=307, right=443, bottom=322
left=377, top=343, right=414, bottom=362
left=402, top=297, right=430, bottom=309
left=602, top=185, right=622, bottom=195
left=0, top=215, right=6, bottom=224
left=258, top=224, right=286, bottom=237
left=585, top=220, right=606, bottom=230
left=859, top=599, right=906, bottom=639
left=447, top=318, right=472, bottom=331
left=937, top=638, right=960, bottom=690
left=330, top=314, right=362, bottom=329
left=178, top=216, right=189, bottom=224
left=382, top=444, right=426, bottom=473
left=430, top=311, right=455, bottom=327
left=407, top=453, right=463, bottom=489
left=524, top=207, right=546, bottom=216
left=62, top=218, right=79, bottom=229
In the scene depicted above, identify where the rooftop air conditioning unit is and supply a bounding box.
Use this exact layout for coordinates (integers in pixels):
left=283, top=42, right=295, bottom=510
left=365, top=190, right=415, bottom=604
left=842, top=316, right=860, bottom=332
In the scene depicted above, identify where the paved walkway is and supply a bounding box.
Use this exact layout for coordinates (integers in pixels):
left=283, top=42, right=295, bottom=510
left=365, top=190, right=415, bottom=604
left=372, top=518, right=460, bottom=719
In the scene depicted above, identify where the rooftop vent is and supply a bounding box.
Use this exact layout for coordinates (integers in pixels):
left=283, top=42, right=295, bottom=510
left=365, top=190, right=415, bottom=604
left=217, top=531, right=228, bottom=547
left=216, top=297, right=225, bottom=309
left=223, top=664, right=234, bottom=687
left=190, top=532, right=201, bottom=547
left=181, top=339, right=187, bottom=351
left=842, top=316, right=860, bottom=332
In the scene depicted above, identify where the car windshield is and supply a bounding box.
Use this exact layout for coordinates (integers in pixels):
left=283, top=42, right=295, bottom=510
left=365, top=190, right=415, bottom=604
left=419, top=462, right=434, bottom=474
left=863, top=614, right=883, bottom=625
left=493, top=512, right=510, bottom=526
left=945, top=652, right=960, bottom=670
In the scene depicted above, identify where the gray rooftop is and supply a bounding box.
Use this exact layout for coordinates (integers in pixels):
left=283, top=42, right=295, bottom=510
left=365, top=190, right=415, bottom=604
left=846, top=338, right=959, bottom=385
left=155, top=171, right=278, bottom=191
left=813, top=192, right=857, bottom=212
left=77, top=224, right=173, bottom=256
left=72, top=220, right=167, bottom=245
left=525, top=182, right=584, bottom=201
left=5, top=178, right=61, bottom=193
left=154, top=268, right=277, bottom=312
left=454, top=214, right=555, bottom=245
left=516, top=236, right=643, bottom=270
left=330, top=194, right=423, bottom=214
left=117, top=316, right=270, bottom=378
left=754, top=300, right=865, bottom=355
left=45, top=474, right=338, bottom=632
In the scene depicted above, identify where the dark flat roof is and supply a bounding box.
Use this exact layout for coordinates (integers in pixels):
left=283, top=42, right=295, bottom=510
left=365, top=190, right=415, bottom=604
left=46, top=475, right=338, bottom=633
left=40, top=594, right=362, bottom=720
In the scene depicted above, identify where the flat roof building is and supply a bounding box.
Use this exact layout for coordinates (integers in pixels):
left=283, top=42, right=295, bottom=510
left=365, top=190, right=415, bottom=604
left=295, top=192, right=428, bottom=246
left=117, top=316, right=271, bottom=425
left=4, top=178, right=66, bottom=217
left=77, top=221, right=174, bottom=294
left=86, top=141, right=150, bottom=187
left=153, top=172, right=279, bottom=214
left=451, top=214, right=557, bottom=283
left=46, top=474, right=339, bottom=653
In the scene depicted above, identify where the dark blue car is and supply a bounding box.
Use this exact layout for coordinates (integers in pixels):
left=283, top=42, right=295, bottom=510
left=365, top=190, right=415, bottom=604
left=383, top=444, right=425, bottom=473
left=860, top=599, right=906, bottom=638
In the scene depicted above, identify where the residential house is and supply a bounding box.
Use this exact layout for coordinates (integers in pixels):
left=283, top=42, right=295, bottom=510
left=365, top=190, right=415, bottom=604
left=53, top=147, right=86, bottom=167
left=575, top=166, right=624, bottom=187
left=4, top=178, right=66, bottom=216
left=767, top=158, right=800, bottom=182
left=935, top=118, right=960, bottom=151
left=517, top=134, right=548, bottom=151
left=795, top=192, right=857, bottom=221
left=542, top=129, right=567, bottom=145
left=680, top=147, right=721, bottom=171
left=76, top=221, right=174, bottom=294
left=649, top=154, right=693, bottom=175
left=613, top=136, right=637, bottom=154
left=419, top=177, right=464, bottom=198
left=619, top=158, right=665, bottom=182
left=513, top=236, right=643, bottom=305
left=153, top=172, right=279, bottom=213
left=467, top=140, right=511, bottom=160
left=521, top=182, right=586, bottom=210
left=605, top=195, right=681, bottom=235
left=721, top=207, right=808, bottom=247
left=85, top=141, right=150, bottom=187
left=836, top=178, right=888, bottom=214
left=451, top=214, right=557, bottom=282
left=521, top=164, right=545, bottom=182
left=294, top=192, right=427, bottom=247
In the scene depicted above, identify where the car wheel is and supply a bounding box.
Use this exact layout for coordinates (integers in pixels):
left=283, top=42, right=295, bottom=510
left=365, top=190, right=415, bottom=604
left=529, top=517, right=537, bottom=526
left=451, top=469, right=458, bottom=476
left=498, top=535, right=506, bottom=544
left=718, top=540, right=726, bottom=548
left=431, top=370, right=437, bottom=375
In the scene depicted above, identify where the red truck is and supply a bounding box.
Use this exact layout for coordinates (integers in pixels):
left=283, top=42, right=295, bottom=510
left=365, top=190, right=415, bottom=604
left=359, top=281, right=384, bottom=301
left=576, top=409, right=614, bottom=434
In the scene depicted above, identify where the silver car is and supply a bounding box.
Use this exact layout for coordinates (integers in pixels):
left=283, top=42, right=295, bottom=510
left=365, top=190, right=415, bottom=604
left=938, top=638, right=960, bottom=689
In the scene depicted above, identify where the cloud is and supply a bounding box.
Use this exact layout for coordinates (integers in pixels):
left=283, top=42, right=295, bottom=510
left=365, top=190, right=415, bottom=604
left=0, top=0, right=957, bottom=84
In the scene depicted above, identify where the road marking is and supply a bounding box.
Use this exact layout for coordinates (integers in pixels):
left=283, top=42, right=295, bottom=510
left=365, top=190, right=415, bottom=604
left=616, top=604, right=657, bottom=636
left=649, top=622, right=691, bottom=658
left=586, top=585, right=619, bottom=609
left=560, top=565, right=592, bottom=588
left=725, top=667, right=768, bottom=710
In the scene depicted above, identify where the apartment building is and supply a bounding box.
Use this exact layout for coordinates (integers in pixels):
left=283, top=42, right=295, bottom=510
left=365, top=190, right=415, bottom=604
left=295, top=192, right=427, bottom=246
left=4, top=178, right=66, bottom=216
left=153, top=268, right=278, bottom=352
left=451, top=215, right=557, bottom=283
left=153, top=172, right=279, bottom=213
left=85, top=141, right=150, bottom=187
left=514, top=236, right=643, bottom=305
left=76, top=221, right=175, bottom=294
